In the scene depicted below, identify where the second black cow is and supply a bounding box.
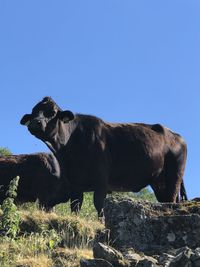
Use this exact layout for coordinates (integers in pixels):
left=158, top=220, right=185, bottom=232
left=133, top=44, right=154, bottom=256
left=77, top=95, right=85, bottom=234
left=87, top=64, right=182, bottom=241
left=0, top=152, right=68, bottom=210
left=21, top=97, right=188, bottom=216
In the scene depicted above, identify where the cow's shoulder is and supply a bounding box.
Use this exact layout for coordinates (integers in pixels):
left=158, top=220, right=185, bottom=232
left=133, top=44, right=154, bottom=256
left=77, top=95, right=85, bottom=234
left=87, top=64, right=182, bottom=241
left=76, top=114, right=104, bottom=127
left=75, top=114, right=106, bottom=136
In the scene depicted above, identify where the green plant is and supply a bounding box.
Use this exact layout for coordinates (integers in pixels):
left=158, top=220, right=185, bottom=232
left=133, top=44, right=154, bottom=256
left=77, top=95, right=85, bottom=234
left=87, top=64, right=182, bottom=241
left=0, top=176, right=21, bottom=239
left=132, top=187, right=157, bottom=202
left=0, top=147, right=12, bottom=156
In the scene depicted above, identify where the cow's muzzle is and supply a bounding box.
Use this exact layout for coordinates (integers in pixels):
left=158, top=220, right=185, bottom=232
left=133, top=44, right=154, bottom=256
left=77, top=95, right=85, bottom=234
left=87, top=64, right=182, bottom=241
left=28, top=119, right=45, bottom=135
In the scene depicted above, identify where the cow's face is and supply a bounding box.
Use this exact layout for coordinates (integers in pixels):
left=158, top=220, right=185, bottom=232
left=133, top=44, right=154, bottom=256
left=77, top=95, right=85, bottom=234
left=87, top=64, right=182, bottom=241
left=20, top=97, right=74, bottom=142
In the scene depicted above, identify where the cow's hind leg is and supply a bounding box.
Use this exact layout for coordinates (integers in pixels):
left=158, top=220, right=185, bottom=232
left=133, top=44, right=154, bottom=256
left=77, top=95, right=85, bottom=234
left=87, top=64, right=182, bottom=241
left=150, top=170, right=168, bottom=202
left=164, top=150, right=187, bottom=203
left=151, top=171, right=181, bottom=203
left=151, top=150, right=186, bottom=203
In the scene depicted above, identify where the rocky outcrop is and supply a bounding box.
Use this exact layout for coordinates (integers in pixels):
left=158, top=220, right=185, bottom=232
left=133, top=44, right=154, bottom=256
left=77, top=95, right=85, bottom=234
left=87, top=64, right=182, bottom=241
left=81, top=196, right=200, bottom=267
left=104, top=196, right=200, bottom=253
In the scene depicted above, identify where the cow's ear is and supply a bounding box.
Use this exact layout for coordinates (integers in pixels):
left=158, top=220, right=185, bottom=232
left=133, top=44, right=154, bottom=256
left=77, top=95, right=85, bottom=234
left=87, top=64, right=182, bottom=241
left=58, top=110, right=75, bottom=123
left=20, top=114, right=31, bottom=126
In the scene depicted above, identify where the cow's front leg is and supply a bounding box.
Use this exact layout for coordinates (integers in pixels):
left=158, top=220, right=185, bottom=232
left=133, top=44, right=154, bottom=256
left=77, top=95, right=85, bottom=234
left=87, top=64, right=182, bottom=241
left=70, top=191, right=84, bottom=214
left=93, top=187, right=107, bottom=219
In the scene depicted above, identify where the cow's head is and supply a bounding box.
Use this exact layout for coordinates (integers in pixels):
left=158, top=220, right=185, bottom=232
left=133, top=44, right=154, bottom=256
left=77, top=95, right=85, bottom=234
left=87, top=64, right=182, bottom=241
left=20, top=97, right=75, bottom=150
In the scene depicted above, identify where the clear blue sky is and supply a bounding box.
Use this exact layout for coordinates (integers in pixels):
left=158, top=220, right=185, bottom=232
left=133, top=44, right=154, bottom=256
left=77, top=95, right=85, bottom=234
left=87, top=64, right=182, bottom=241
left=0, top=1, right=199, bottom=199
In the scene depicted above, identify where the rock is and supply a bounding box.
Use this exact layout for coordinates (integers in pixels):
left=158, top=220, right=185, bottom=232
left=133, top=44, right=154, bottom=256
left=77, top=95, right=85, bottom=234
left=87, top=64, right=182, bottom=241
left=158, top=252, right=176, bottom=267
left=136, top=258, right=157, bottom=267
left=191, top=248, right=200, bottom=267
left=80, top=196, right=200, bottom=267
left=158, top=246, right=200, bottom=266
left=191, top=198, right=200, bottom=202
left=122, top=248, right=158, bottom=267
left=80, top=258, right=113, bottom=267
left=162, top=247, right=193, bottom=267
left=104, top=196, right=200, bottom=254
left=122, top=248, right=144, bottom=266
left=93, top=242, right=130, bottom=267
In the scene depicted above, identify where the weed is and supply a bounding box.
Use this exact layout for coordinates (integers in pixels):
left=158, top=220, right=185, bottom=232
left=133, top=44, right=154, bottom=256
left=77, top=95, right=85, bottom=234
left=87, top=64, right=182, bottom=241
left=0, top=176, right=21, bottom=239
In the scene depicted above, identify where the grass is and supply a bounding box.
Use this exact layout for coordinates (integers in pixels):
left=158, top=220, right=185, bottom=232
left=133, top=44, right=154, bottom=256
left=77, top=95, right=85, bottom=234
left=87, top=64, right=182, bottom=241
left=19, top=192, right=98, bottom=220
left=0, top=192, right=103, bottom=267
left=0, top=234, right=94, bottom=267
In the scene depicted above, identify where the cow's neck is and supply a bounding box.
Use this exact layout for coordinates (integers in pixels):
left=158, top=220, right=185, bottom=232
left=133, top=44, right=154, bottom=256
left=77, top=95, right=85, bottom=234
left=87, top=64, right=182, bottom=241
left=45, top=119, right=77, bottom=155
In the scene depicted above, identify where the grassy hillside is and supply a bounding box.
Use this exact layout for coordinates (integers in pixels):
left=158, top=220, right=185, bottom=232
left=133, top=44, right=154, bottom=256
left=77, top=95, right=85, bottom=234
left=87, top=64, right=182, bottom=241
left=0, top=193, right=103, bottom=267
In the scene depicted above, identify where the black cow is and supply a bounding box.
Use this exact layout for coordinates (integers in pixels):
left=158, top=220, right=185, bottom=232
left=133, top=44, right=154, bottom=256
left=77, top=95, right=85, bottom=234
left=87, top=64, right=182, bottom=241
left=0, top=153, right=68, bottom=210
left=20, top=96, right=188, bottom=216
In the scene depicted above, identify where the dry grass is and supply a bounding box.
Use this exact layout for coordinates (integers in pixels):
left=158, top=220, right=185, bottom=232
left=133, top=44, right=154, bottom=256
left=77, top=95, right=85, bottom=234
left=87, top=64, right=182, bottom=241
left=16, top=255, right=53, bottom=267
left=52, top=248, right=93, bottom=267
left=0, top=199, right=103, bottom=267
left=19, top=209, right=103, bottom=248
left=0, top=237, right=93, bottom=267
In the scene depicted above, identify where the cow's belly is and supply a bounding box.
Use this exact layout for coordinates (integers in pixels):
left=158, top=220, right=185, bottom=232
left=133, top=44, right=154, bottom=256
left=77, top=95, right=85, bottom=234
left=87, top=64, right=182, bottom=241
left=108, top=175, right=150, bottom=193
left=108, top=161, right=163, bottom=192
